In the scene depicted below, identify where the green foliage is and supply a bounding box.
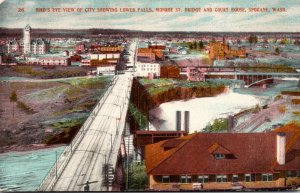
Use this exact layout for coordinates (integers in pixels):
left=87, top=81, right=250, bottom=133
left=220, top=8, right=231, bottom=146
left=203, top=118, right=228, bottom=133
left=51, top=117, right=86, bottom=130
left=11, top=66, right=48, bottom=76
left=248, top=35, right=258, bottom=44
left=127, top=161, right=149, bottom=190
left=140, top=78, right=225, bottom=96
left=189, top=41, right=198, bottom=49
left=275, top=47, right=280, bottom=55
left=198, top=40, right=204, bottom=49
left=280, top=39, right=290, bottom=45
left=129, top=103, right=148, bottom=130
left=9, top=90, right=18, bottom=102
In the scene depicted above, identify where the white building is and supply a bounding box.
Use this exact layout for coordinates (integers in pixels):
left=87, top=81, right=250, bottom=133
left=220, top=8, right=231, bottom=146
left=89, top=53, right=120, bottom=60
left=23, top=24, right=31, bottom=54
left=7, top=39, right=21, bottom=53
left=135, top=62, right=160, bottom=77
left=7, top=24, right=49, bottom=55
left=38, top=57, right=70, bottom=66
left=96, top=65, right=116, bottom=75
left=31, top=39, right=49, bottom=55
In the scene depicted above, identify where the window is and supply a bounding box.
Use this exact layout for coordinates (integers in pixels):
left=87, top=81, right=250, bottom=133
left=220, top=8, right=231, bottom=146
left=162, top=176, right=170, bottom=183
left=216, top=175, right=227, bottom=182
left=286, top=171, right=293, bottom=177
left=262, top=174, right=273, bottom=181
left=214, top=153, right=225, bottom=159
left=198, top=175, right=209, bottom=183
left=232, top=174, right=238, bottom=182
left=180, top=175, right=192, bottom=183
left=244, top=174, right=255, bottom=182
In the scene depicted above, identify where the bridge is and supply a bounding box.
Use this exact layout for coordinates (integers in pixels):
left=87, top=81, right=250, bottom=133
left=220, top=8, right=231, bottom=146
left=245, top=78, right=274, bottom=88
left=179, top=65, right=300, bottom=85
left=204, top=71, right=300, bottom=86
left=37, top=40, right=138, bottom=191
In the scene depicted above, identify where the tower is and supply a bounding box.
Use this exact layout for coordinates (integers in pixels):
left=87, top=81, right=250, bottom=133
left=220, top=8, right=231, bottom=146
left=23, top=24, right=31, bottom=54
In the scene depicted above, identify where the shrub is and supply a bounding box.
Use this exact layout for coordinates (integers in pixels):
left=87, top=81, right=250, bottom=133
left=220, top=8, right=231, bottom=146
left=17, top=101, right=35, bottom=114
left=203, top=118, right=228, bottom=133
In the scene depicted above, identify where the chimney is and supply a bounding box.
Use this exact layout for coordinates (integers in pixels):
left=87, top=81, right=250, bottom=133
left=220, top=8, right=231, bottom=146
left=227, top=115, right=234, bottom=133
left=176, top=111, right=181, bottom=131
left=184, top=111, right=190, bottom=134
left=276, top=132, right=286, bottom=165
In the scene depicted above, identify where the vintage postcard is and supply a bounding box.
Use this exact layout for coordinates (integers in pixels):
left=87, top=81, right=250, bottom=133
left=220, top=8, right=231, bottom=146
left=0, top=0, right=299, bottom=191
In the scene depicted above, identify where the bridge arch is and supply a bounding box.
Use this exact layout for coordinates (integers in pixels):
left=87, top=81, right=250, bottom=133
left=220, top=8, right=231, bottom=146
left=245, top=78, right=274, bottom=88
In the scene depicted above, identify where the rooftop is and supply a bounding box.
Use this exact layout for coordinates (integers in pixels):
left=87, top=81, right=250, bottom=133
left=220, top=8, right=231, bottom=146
left=145, top=123, right=300, bottom=175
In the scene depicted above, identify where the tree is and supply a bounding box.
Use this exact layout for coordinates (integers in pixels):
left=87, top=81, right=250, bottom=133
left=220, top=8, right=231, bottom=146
left=203, top=118, right=228, bottom=133
left=198, top=41, right=204, bottom=49
left=9, top=90, right=18, bottom=118
left=248, top=35, right=258, bottom=44
left=127, top=161, right=149, bottom=190
left=275, top=47, right=280, bottom=55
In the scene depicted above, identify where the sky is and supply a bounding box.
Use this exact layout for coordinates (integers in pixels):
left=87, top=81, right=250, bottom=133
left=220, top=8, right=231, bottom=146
left=0, top=0, right=299, bottom=32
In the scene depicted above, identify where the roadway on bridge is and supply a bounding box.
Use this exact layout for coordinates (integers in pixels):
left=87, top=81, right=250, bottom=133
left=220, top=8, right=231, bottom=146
left=51, top=74, right=132, bottom=191
left=38, top=40, right=137, bottom=191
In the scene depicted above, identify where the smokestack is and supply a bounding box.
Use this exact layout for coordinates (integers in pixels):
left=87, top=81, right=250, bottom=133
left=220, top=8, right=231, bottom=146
left=227, top=115, right=234, bottom=133
left=176, top=111, right=181, bottom=131
left=276, top=132, right=286, bottom=165
left=184, top=111, right=190, bottom=134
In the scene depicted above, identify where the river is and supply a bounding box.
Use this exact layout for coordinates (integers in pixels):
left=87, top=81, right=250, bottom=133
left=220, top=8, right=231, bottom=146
left=0, top=146, right=65, bottom=191
left=149, top=79, right=299, bottom=133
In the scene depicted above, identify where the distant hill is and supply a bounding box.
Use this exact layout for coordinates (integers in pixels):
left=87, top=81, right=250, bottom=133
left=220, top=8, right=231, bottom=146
left=0, top=27, right=299, bottom=39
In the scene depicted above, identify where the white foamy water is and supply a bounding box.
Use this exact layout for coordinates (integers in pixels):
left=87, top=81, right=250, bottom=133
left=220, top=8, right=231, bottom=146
left=149, top=90, right=262, bottom=133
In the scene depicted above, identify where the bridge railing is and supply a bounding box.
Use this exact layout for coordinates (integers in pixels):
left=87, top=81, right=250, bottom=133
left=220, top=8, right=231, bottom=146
left=104, top=77, right=133, bottom=191
left=37, top=76, right=118, bottom=191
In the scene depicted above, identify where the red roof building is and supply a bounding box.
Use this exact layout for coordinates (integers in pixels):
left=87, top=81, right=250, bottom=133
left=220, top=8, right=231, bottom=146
left=145, top=124, right=300, bottom=191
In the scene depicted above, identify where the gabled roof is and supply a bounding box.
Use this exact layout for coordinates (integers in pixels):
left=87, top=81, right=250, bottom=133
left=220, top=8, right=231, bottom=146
left=208, top=143, right=233, bottom=155
left=145, top=124, right=300, bottom=175
left=161, top=139, right=187, bottom=149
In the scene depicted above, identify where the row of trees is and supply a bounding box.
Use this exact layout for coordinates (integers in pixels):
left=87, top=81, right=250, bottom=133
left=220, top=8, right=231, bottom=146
left=248, top=35, right=258, bottom=44
left=188, top=41, right=204, bottom=50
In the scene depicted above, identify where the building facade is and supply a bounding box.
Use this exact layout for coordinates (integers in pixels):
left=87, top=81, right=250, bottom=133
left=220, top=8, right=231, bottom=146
left=145, top=126, right=300, bottom=191
left=209, top=40, right=246, bottom=60
left=38, top=57, right=70, bottom=66
left=96, top=65, right=116, bottom=75
left=7, top=24, right=49, bottom=55
left=135, top=62, right=160, bottom=77
left=23, top=24, right=31, bottom=54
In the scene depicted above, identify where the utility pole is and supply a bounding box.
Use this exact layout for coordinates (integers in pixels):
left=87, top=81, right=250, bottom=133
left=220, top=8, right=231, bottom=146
left=126, top=131, right=130, bottom=190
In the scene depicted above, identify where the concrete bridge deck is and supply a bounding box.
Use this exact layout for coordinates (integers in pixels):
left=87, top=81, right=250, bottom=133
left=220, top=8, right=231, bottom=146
left=37, top=75, right=132, bottom=191
left=37, top=39, right=138, bottom=191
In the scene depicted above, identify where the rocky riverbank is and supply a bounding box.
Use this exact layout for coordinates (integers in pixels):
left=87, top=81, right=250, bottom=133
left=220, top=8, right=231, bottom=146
left=0, top=76, right=113, bottom=153
left=128, top=78, right=227, bottom=131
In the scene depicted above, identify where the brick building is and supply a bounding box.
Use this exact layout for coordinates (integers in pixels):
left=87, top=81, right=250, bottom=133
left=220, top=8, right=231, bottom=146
left=160, top=65, right=180, bottom=79
left=209, top=40, right=246, bottom=60
left=145, top=126, right=300, bottom=191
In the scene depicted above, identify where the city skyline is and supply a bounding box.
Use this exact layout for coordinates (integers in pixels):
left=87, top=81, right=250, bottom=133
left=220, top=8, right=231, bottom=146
left=0, top=0, right=300, bottom=32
